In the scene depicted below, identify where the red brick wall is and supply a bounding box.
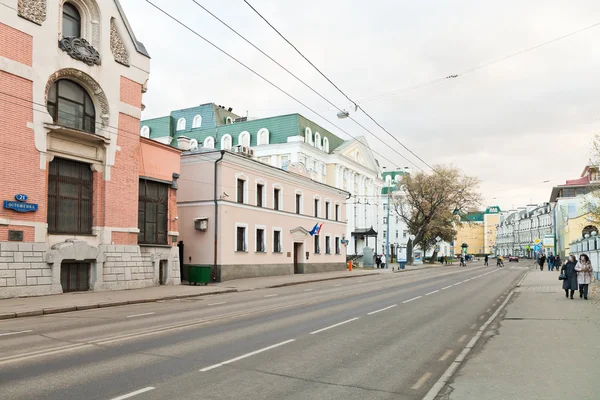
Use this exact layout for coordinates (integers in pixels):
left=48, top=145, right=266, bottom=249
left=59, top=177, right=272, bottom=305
left=111, top=231, right=137, bottom=245
left=169, top=187, right=178, bottom=245
left=119, top=76, right=142, bottom=108
left=104, top=113, right=140, bottom=229
left=92, top=171, right=104, bottom=227
left=0, top=23, right=32, bottom=66
left=0, top=71, right=46, bottom=223
left=0, top=226, right=35, bottom=241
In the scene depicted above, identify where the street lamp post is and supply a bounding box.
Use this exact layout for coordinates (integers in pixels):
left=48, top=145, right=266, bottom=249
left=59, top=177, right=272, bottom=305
left=385, top=192, right=390, bottom=269
left=408, top=234, right=416, bottom=265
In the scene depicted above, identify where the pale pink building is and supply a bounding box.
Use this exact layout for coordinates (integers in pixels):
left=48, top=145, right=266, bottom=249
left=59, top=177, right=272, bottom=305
left=178, top=150, right=349, bottom=281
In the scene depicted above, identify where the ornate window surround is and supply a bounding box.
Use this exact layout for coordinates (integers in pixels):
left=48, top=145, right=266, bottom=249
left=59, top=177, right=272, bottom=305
left=59, top=0, right=101, bottom=49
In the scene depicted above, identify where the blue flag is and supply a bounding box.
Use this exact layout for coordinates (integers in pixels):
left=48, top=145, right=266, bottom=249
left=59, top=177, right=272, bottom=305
left=309, top=223, right=319, bottom=236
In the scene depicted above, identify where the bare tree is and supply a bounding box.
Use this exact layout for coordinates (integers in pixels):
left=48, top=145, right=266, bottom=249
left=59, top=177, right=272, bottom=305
left=393, top=166, right=482, bottom=263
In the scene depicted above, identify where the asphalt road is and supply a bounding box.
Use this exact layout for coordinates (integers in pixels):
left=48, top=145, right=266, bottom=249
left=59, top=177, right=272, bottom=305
left=0, top=262, right=526, bottom=400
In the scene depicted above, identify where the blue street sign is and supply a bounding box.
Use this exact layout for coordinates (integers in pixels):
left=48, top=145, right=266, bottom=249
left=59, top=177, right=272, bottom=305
left=4, top=200, right=38, bottom=213
left=533, top=245, right=541, bottom=252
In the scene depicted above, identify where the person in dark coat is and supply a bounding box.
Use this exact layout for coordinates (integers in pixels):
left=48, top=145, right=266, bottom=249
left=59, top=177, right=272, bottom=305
left=539, top=254, right=546, bottom=271
left=548, top=253, right=556, bottom=271
left=484, top=254, right=489, bottom=266
left=561, top=255, right=578, bottom=299
left=375, top=255, right=381, bottom=269
left=554, top=255, right=561, bottom=271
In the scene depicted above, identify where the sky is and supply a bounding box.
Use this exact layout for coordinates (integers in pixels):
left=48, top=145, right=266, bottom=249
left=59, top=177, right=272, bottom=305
left=122, top=0, right=600, bottom=211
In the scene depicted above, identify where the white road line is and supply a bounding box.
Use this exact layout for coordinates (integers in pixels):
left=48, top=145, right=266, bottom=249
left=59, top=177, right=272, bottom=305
left=357, top=281, right=364, bottom=283
left=310, top=318, right=359, bottom=335
left=453, top=282, right=462, bottom=286
left=458, top=334, right=467, bottom=343
left=304, top=289, right=313, bottom=292
left=200, top=339, right=295, bottom=372
left=463, top=278, right=471, bottom=282
left=441, top=285, right=453, bottom=290
left=367, top=305, right=397, bottom=315
left=110, top=387, right=155, bottom=400
left=402, top=296, right=422, bottom=304
left=126, top=312, right=155, bottom=318
left=412, top=372, right=432, bottom=390
left=425, top=290, right=439, bottom=296
left=264, top=294, right=278, bottom=298
left=333, top=284, right=342, bottom=287
left=0, top=330, right=32, bottom=337
left=439, top=349, right=453, bottom=361
left=208, top=301, right=227, bottom=306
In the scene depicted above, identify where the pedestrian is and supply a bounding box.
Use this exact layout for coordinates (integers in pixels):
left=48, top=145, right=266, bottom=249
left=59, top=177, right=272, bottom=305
left=539, top=253, right=546, bottom=271
left=561, top=255, right=578, bottom=299
left=548, top=253, right=555, bottom=271
left=375, top=254, right=381, bottom=269
left=459, top=255, right=465, bottom=267
left=380, top=254, right=386, bottom=269
left=575, top=254, right=593, bottom=300
left=554, top=255, right=561, bottom=271
left=484, top=254, right=489, bottom=266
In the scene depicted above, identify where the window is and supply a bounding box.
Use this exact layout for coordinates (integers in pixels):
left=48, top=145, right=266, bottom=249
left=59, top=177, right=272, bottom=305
left=323, top=137, right=329, bottom=153
left=314, top=198, right=320, bottom=217
left=48, top=158, right=92, bottom=234
left=383, top=217, right=387, bottom=224
left=305, top=127, right=313, bottom=144
left=396, top=230, right=399, bottom=238
left=314, top=235, right=320, bottom=254
left=396, top=217, right=399, bottom=224
left=257, top=128, right=269, bottom=145
left=192, top=115, right=202, bottom=128
left=296, top=194, right=302, bottom=214
left=256, top=184, right=264, bottom=207
left=62, top=3, right=81, bottom=37
left=138, top=179, right=169, bottom=245
left=221, top=134, right=232, bottom=150
left=226, top=116, right=233, bottom=125
left=403, top=230, right=408, bottom=238
left=273, top=230, right=282, bottom=253
left=189, top=138, right=198, bottom=150
left=325, top=201, right=330, bottom=219
left=203, top=137, right=215, bottom=149
left=383, top=230, right=387, bottom=239
left=236, top=227, right=247, bottom=251
left=256, top=228, right=265, bottom=252
left=325, top=236, right=331, bottom=254
left=335, top=237, right=340, bottom=254
left=314, top=132, right=321, bottom=148
left=47, top=80, right=95, bottom=134
left=274, top=188, right=281, bottom=210
left=237, top=179, right=246, bottom=203
left=335, top=204, right=340, bottom=221
left=177, top=118, right=186, bottom=131
left=140, top=126, right=150, bottom=138
left=239, top=131, right=250, bottom=147
left=281, top=155, right=290, bottom=169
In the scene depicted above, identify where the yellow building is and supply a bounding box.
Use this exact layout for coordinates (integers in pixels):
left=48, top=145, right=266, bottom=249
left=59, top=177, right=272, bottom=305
left=455, top=206, right=501, bottom=255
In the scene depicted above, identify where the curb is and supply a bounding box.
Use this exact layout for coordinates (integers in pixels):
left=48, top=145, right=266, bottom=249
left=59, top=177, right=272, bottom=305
left=0, top=289, right=238, bottom=320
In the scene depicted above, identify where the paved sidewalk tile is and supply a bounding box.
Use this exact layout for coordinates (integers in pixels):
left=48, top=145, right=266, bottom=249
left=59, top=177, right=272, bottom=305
left=442, top=270, right=600, bottom=400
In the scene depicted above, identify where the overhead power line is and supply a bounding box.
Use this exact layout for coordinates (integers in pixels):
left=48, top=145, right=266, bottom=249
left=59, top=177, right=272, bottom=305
left=242, top=0, right=438, bottom=174
left=189, top=0, right=422, bottom=172
left=356, top=20, right=600, bottom=104
left=144, top=0, right=421, bottom=171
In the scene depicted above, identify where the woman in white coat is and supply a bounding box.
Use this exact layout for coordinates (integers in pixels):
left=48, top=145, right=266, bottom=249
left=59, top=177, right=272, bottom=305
left=575, top=254, right=593, bottom=300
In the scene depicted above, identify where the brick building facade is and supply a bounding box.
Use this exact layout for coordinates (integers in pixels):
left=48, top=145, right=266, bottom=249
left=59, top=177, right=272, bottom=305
left=0, top=0, right=180, bottom=298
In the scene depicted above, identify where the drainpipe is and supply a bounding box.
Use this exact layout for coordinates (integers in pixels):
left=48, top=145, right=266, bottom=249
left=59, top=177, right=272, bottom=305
left=213, top=150, right=225, bottom=281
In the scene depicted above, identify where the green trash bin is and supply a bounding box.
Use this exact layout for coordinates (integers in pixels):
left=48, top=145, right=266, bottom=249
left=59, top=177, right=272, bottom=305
left=188, top=266, right=211, bottom=286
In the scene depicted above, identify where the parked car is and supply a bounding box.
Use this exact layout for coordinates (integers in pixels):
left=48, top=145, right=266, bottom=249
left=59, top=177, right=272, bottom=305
left=509, top=255, right=519, bottom=262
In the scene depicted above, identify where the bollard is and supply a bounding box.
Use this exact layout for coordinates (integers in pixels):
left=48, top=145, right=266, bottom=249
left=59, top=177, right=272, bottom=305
left=348, top=260, right=353, bottom=271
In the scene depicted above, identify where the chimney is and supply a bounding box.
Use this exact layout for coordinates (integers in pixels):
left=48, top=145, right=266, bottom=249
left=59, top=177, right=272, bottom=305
left=177, top=136, right=191, bottom=151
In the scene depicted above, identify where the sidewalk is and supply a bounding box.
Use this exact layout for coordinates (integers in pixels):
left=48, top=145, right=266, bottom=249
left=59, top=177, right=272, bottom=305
left=0, top=265, right=434, bottom=320
left=442, top=269, right=600, bottom=400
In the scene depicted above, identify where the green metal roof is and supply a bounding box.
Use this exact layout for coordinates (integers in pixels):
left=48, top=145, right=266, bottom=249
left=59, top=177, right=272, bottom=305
left=460, top=211, right=485, bottom=222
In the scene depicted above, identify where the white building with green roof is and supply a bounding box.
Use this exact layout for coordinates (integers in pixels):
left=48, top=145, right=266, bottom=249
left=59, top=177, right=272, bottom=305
left=142, top=104, right=385, bottom=258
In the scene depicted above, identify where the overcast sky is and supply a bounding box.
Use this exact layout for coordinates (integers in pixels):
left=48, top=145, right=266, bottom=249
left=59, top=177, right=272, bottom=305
left=123, top=0, right=600, bottom=211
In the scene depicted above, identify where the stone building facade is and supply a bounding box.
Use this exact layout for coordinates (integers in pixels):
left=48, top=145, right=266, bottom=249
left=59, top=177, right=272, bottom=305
left=0, top=0, right=180, bottom=298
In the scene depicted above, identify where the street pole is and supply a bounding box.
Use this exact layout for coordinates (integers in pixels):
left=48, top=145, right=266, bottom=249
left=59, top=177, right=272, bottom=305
left=553, top=204, right=557, bottom=256
left=385, top=191, right=390, bottom=269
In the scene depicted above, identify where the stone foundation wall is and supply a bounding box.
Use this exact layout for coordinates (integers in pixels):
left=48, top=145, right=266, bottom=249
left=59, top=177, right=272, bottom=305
left=0, top=240, right=180, bottom=299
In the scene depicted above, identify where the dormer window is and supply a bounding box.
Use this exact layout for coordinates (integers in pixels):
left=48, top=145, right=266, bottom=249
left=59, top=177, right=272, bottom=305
left=62, top=3, right=81, bottom=37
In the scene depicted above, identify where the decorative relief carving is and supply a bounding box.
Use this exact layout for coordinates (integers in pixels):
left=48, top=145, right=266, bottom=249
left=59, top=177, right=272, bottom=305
left=17, top=0, right=46, bottom=25
left=110, top=18, right=130, bottom=66
left=45, top=68, right=110, bottom=128
left=59, top=37, right=101, bottom=66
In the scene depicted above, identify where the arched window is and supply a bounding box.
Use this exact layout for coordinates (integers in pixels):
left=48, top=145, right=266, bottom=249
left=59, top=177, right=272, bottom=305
left=189, top=138, right=198, bottom=150
left=257, top=128, right=269, bottom=145
left=192, top=115, right=202, bottom=128
left=221, top=134, right=232, bottom=150
left=323, top=137, right=329, bottom=153
left=140, top=126, right=150, bottom=138
left=582, top=225, right=598, bottom=236
left=225, top=116, right=233, bottom=125
left=177, top=118, right=186, bottom=131
left=238, top=131, right=250, bottom=147
left=47, top=79, right=95, bottom=133
left=62, top=3, right=81, bottom=37
left=314, top=132, right=322, bottom=149
left=304, top=127, right=313, bottom=144
left=203, top=137, right=215, bottom=149
left=385, top=175, right=392, bottom=186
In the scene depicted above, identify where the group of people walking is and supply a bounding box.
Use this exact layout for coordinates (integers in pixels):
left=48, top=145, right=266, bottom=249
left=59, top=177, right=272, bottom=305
left=559, top=254, right=594, bottom=300
left=538, top=252, right=594, bottom=299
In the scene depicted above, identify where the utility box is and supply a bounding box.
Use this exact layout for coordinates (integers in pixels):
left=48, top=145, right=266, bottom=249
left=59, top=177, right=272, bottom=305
left=363, top=247, right=374, bottom=267
left=194, top=217, right=208, bottom=231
